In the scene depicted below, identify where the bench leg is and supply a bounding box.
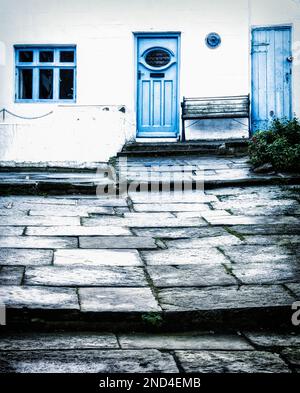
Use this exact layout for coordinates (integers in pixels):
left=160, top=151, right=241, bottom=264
left=181, top=117, right=186, bottom=142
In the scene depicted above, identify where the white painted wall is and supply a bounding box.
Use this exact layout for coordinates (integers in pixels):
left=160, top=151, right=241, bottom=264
left=0, top=0, right=298, bottom=162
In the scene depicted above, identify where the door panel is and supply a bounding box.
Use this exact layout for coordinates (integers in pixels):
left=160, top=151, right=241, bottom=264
left=137, top=35, right=179, bottom=137
left=251, top=27, right=292, bottom=132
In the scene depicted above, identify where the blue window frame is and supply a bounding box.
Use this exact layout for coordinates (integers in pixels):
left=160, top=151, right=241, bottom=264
left=15, top=46, right=76, bottom=103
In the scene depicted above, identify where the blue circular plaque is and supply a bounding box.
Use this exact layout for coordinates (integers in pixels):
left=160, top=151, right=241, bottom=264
left=206, top=33, right=221, bottom=49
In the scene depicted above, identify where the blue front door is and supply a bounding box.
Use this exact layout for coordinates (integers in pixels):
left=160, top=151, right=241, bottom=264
left=251, top=26, right=292, bottom=132
left=136, top=35, right=179, bottom=137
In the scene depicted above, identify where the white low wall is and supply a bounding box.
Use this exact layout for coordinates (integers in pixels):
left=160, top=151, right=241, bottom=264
left=0, top=106, right=135, bottom=162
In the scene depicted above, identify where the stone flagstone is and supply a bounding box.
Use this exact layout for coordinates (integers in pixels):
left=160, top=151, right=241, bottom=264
left=133, top=203, right=211, bottom=212
left=0, top=349, right=178, bottom=373
left=79, top=236, right=158, bottom=249
left=157, top=285, right=295, bottom=312
left=244, top=332, right=300, bottom=348
left=29, top=206, right=114, bottom=217
left=141, top=249, right=228, bottom=266
left=0, top=236, right=78, bottom=249
left=0, top=266, right=24, bottom=285
left=0, top=249, right=53, bottom=266
left=0, top=285, right=79, bottom=309
left=0, top=333, right=119, bottom=351
left=132, top=227, right=228, bottom=239
left=165, top=235, right=243, bottom=248
left=0, top=226, right=25, bottom=236
left=54, top=249, right=142, bottom=266
left=119, top=333, right=253, bottom=350
left=25, top=225, right=132, bottom=236
left=147, top=265, right=237, bottom=287
left=0, top=216, right=80, bottom=226
left=79, top=287, right=161, bottom=312
left=24, top=266, right=148, bottom=287
left=175, top=350, right=289, bottom=373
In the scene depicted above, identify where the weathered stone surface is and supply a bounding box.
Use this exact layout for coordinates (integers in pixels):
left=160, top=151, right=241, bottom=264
left=54, top=249, right=142, bottom=266
left=243, top=235, right=300, bottom=246
left=285, top=283, right=300, bottom=298
left=129, top=191, right=217, bottom=203
left=158, top=285, right=294, bottom=312
left=25, top=266, right=147, bottom=287
left=79, top=236, right=157, bottom=249
left=231, top=261, right=300, bottom=284
left=166, top=235, right=242, bottom=248
left=147, top=265, right=236, bottom=287
left=132, top=227, right=227, bottom=239
left=133, top=203, right=211, bottom=212
left=0, top=266, right=24, bottom=285
left=0, top=236, right=78, bottom=249
left=230, top=206, right=299, bottom=217
left=77, top=198, right=128, bottom=207
left=175, top=350, right=289, bottom=373
left=0, top=216, right=80, bottom=226
left=79, top=287, right=161, bottom=312
left=82, top=215, right=207, bottom=228
left=177, top=210, right=231, bottom=219
left=0, top=249, right=53, bottom=266
left=244, top=332, right=300, bottom=348
left=212, top=199, right=298, bottom=211
left=221, top=245, right=295, bottom=264
left=25, top=225, right=131, bottom=236
left=0, top=349, right=178, bottom=373
left=141, top=249, right=228, bottom=266
left=0, top=285, right=79, bottom=309
left=0, top=226, right=24, bottom=236
left=0, top=196, right=77, bottom=206
left=0, top=333, right=118, bottom=350
left=281, top=348, right=300, bottom=366
left=119, top=333, right=253, bottom=350
left=204, top=215, right=300, bottom=226
left=227, top=225, right=300, bottom=236
left=29, top=206, right=114, bottom=217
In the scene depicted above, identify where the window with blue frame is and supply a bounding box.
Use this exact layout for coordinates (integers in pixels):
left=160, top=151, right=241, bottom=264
left=15, top=46, right=76, bottom=102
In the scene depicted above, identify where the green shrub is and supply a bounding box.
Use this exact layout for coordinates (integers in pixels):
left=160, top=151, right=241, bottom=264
left=248, top=118, right=300, bottom=171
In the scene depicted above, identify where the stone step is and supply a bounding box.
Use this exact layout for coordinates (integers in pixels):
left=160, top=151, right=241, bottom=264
left=1, top=284, right=298, bottom=332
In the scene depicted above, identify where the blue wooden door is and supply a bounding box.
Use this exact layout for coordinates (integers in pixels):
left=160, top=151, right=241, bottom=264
left=137, top=35, right=179, bottom=137
left=251, top=27, right=292, bottom=132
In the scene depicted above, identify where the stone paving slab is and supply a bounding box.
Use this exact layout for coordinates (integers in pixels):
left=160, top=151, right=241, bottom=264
left=119, top=333, right=253, bottom=350
left=0, top=226, right=24, bottom=236
left=281, top=348, right=300, bottom=367
left=79, top=236, right=158, bottom=249
left=24, top=266, right=148, bottom=287
left=175, top=350, right=290, bottom=373
left=79, top=287, right=161, bottom=312
left=28, top=206, right=114, bottom=217
left=0, top=216, right=80, bottom=226
left=221, top=245, right=296, bottom=264
left=157, top=285, right=295, bottom=312
left=227, top=224, right=300, bottom=236
left=0, top=266, right=24, bottom=285
left=147, top=265, right=237, bottom=287
left=244, top=332, right=300, bottom=348
left=129, top=191, right=218, bottom=203
left=132, top=227, right=228, bottom=239
left=243, top=235, right=300, bottom=246
left=133, top=203, right=211, bottom=212
left=0, top=249, right=53, bottom=266
left=25, top=225, right=132, bottom=236
left=0, top=236, right=78, bottom=249
left=0, top=349, right=179, bottom=373
left=230, top=261, right=300, bottom=285
left=0, top=285, right=79, bottom=309
left=0, top=333, right=119, bottom=351
left=165, top=235, right=243, bottom=248
left=141, top=249, right=228, bottom=266
left=54, top=249, right=142, bottom=267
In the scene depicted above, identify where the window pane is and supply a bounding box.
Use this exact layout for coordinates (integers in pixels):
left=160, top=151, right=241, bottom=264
left=19, top=51, right=33, bottom=62
left=60, top=51, right=74, bottom=62
left=19, top=69, right=33, bottom=99
left=39, top=69, right=53, bottom=99
left=59, top=69, right=74, bottom=99
left=39, top=51, right=54, bottom=62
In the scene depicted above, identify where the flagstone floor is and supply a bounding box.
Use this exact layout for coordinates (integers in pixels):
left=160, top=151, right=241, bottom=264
left=0, top=183, right=300, bottom=372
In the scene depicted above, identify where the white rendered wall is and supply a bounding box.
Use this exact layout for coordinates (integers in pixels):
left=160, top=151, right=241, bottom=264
left=0, top=0, right=250, bottom=161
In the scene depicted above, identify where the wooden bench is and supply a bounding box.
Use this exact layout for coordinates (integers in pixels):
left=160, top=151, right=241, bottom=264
left=181, top=95, right=250, bottom=141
